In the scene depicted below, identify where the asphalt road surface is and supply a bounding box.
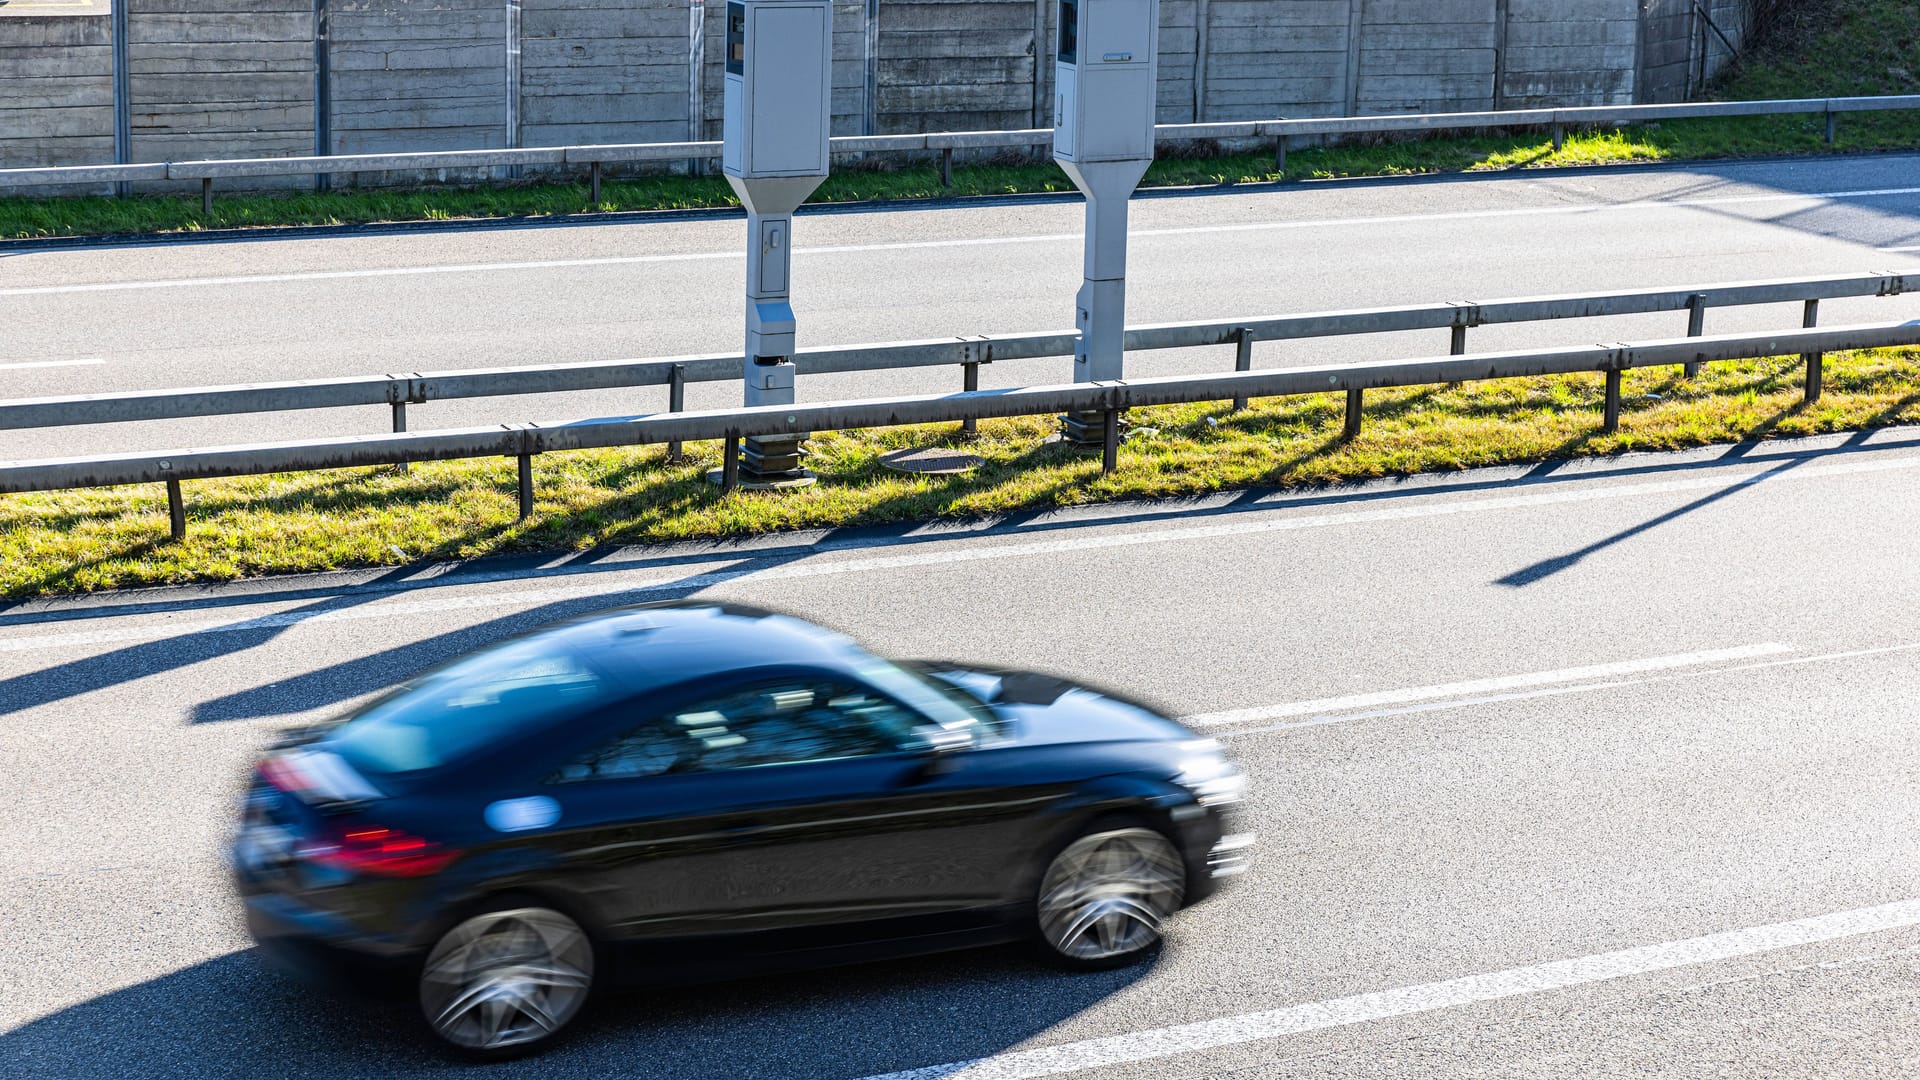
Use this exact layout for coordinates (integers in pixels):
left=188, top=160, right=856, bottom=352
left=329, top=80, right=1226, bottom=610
left=8, top=154, right=1920, bottom=457
left=4, top=427, right=1919, bottom=1077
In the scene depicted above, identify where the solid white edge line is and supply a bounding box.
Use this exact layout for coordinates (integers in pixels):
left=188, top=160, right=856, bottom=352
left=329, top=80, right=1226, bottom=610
left=8, top=185, right=1920, bottom=297
left=6, top=451, right=1920, bottom=655
left=1182, top=643, right=1796, bottom=728
left=851, top=898, right=1920, bottom=1080
left=0, top=358, right=106, bottom=371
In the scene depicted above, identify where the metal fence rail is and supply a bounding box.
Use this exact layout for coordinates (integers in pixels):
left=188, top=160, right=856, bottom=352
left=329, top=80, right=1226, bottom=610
left=6, top=320, right=1917, bottom=536
left=4, top=94, right=1918, bottom=206
left=2, top=269, right=1910, bottom=435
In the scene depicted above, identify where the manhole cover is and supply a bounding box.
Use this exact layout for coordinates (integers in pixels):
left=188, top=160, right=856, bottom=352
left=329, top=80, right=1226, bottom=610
left=879, top=448, right=983, bottom=475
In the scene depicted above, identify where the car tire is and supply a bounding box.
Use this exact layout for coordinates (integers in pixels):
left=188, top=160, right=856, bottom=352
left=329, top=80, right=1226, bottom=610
left=1032, top=821, right=1186, bottom=970
left=418, top=904, right=595, bottom=1060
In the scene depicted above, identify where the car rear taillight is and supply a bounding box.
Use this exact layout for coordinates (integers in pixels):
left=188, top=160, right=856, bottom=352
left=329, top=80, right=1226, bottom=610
left=300, top=824, right=456, bottom=877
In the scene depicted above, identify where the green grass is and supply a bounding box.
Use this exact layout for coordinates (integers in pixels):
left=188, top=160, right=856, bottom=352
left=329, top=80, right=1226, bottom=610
left=3, top=0, right=1916, bottom=241
left=6, top=349, right=1918, bottom=599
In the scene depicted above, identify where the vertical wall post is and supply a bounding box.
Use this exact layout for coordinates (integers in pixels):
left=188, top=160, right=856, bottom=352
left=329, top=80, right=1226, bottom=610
left=1802, top=298, right=1823, bottom=404
left=1192, top=0, right=1210, bottom=123
left=687, top=0, right=706, bottom=166
left=1343, top=0, right=1364, bottom=118
left=864, top=0, right=880, bottom=136
left=504, top=0, right=522, bottom=180
left=1032, top=0, right=1051, bottom=130
left=1684, top=292, right=1706, bottom=378
left=111, top=0, right=130, bottom=196
left=314, top=0, right=332, bottom=190
left=1491, top=0, right=1510, bottom=111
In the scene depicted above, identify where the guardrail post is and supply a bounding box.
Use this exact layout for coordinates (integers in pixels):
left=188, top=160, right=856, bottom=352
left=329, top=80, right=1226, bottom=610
left=1450, top=324, right=1468, bottom=355
left=961, top=361, right=980, bottom=437
left=940, top=147, right=954, bottom=188
left=721, top=434, right=740, bottom=492
left=590, top=161, right=602, bottom=205
left=1101, top=408, right=1120, bottom=474
left=200, top=178, right=213, bottom=217
left=1275, top=136, right=1287, bottom=175
left=1684, top=293, right=1707, bottom=378
left=1603, top=368, right=1622, bottom=434
left=1232, top=327, right=1254, bottom=411
left=1551, top=122, right=1564, bottom=152
left=166, top=479, right=186, bottom=541
left=1826, top=109, right=1837, bottom=144
left=391, top=401, right=408, bottom=474
left=1342, top=388, right=1363, bottom=442
left=1802, top=298, right=1823, bottom=403
left=667, top=363, right=686, bottom=463
left=517, top=453, right=534, bottom=519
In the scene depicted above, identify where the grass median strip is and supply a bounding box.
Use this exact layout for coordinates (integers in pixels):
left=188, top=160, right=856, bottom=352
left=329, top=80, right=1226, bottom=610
left=5, top=349, right=1918, bottom=599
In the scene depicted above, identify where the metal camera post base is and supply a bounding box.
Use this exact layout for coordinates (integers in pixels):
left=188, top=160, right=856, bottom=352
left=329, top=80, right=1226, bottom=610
left=1057, top=409, right=1126, bottom=448
left=708, top=433, right=816, bottom=490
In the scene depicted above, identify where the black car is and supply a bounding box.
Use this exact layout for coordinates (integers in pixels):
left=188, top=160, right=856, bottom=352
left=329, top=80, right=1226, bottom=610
left=234, top=602, right=1252, bottom=1058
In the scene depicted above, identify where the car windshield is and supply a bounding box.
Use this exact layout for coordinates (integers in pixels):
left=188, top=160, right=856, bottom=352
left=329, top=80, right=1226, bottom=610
left=325, top=637, right=615, bottom=776
left=856, top=657, right=1001, bottom=734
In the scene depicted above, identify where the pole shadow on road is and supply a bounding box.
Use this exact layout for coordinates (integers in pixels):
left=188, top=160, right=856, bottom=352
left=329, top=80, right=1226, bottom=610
left=0, top=942, right=1150, bottom=1079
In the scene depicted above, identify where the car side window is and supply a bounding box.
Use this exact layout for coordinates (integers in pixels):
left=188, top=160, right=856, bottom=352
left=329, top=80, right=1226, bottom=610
left=679, top=680, right=920, bottom=771
left=552, top=678, right=925, bottom=783
left=551, top=718, right=694, bottom=782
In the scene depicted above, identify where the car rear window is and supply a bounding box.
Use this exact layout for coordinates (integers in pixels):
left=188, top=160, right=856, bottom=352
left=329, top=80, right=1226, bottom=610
left=325, top=637, right=614, bottom=776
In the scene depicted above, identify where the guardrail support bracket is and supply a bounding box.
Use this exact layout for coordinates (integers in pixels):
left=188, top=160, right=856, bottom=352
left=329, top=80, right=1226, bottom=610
left=1684, top=294, right=1707, bottom=378
left=165, top=479, right=186, bottom=541
left=391, top=401, right=408, bottom=473
left=1232, top=328, right=1254, bottom=411
left=667, top=363, right=687, bottom=463
left=961, top=361, right=980, bottom=438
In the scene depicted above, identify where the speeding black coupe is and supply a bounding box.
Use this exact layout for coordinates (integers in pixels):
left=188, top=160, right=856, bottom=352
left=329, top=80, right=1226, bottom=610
left=234, top=602, right=1251, bottom=1057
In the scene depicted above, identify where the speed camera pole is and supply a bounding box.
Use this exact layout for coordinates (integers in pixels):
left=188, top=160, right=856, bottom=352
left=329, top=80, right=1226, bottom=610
left=715, top=0, right=833, bottom=489
left=1053, top=0, right=1160, bottom=448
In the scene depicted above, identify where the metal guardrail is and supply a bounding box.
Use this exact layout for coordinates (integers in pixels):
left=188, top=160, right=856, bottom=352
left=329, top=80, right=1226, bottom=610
left=2, top=270, right=1910, bottom=435
left=4, top=318, right=1915, bottom=538
left=4, top=94, right=1918, bottom=209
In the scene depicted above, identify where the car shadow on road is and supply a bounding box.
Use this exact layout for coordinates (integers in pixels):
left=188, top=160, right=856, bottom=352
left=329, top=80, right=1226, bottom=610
left=0, top=943, right=1150, bottom=1079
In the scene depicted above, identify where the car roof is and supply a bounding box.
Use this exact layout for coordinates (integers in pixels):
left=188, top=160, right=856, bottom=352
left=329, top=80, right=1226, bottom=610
left=534, top=601, right=869, bottom=693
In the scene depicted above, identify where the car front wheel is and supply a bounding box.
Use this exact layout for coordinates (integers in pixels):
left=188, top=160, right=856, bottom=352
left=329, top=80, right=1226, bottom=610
left=418, top=905, right=594, bottom=1058
left=1035, top=825, right=1186, bottom=969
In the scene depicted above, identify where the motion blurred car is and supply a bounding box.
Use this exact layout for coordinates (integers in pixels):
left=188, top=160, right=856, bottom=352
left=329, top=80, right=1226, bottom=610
left=234, top=602, right=1252, bottom=1058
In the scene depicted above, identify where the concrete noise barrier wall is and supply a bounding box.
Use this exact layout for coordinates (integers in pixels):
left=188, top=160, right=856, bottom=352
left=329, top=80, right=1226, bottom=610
left=0, top=0, right=1756, bottom=187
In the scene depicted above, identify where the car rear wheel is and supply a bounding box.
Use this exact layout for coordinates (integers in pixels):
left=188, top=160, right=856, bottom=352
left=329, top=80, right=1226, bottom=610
left=418, top=906, right=594, bottom=1058
left=1035, top=825, right=1186, bottom=968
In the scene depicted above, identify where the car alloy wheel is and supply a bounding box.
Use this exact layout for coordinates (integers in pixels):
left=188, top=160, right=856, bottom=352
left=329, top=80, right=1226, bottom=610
left=419, top=906, right=594, bottom=1055
left=1037, top=826, right=1185, bottom=965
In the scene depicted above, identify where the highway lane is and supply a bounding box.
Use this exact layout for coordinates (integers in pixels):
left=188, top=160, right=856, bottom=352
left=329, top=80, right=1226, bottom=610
left=3, top=428, right=1919, bottom=1076
left=8, top=154, right=1920, bottom=458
